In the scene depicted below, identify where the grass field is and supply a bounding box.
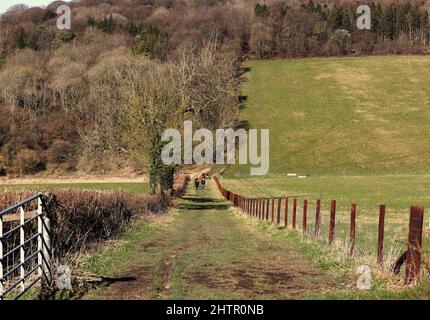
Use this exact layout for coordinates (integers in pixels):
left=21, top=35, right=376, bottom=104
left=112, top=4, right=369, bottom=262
left=221, top=56, right=430, bottom=265
left=227, top=56, right=430, bottom=177
left=0, top=182, right=149, bottom=195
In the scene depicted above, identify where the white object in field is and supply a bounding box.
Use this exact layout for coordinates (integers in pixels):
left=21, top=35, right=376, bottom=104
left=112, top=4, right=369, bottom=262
left=298, top=175, right=307, bottom=179
left=287, top=173, right=297, bottom=177
left=57, top=265, right=72, bottom=290
left=356, top=265, right=372, bottom=290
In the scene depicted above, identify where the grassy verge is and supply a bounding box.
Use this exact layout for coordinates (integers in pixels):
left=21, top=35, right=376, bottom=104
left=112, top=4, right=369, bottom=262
left=81, top=219, right=161, bottom=277
left=230, top=206, right=430, bottom=299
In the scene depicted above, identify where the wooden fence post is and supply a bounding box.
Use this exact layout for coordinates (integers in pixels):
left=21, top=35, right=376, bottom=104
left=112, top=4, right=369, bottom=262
left=292, top=199, right=297, bottom=229
left=266, top=199, right=269, bottom=221
left=314, top=199, right=321, bottom=237
left=258, top=199, right=262, bottom=220
left=377, top=204, right=385, bottom=265
left=277, top=198, right=281, bottom=225
left=405, top=206, right=424, bottom=284
left=303, top=200, right=308, bottom=234
left=260, top=200, right=264, bottom=220
left=329, top=200, right=336, bottom=244
left=257, top=199, right=260, bottom=218
left=349, top=203, right=356, bottom=257
left=271, top=199, right=275, bottom=223
left=284, top=198, right=289, bottom=227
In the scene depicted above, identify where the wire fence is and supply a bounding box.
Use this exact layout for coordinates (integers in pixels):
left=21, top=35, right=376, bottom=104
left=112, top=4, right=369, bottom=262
left=213, top=175, right=427, bottom=284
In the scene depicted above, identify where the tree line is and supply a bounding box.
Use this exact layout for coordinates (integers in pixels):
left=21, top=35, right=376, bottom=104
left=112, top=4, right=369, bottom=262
left=249, top=1, right=430, bottom=58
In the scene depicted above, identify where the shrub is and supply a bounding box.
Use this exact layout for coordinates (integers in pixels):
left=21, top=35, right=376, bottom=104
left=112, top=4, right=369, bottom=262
left=46, top=140, right=77, bottom=171
left=331, top=28, right=351, bottom=54
left=0, top=154, right=7, bottom=176
left=13, top=148, right=43, bottom=174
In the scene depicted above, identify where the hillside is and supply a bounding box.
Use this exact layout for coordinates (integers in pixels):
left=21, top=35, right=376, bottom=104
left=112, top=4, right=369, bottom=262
left=225, top=56, right=430, bottom=177
left=2, top=1, right=430, bottom=178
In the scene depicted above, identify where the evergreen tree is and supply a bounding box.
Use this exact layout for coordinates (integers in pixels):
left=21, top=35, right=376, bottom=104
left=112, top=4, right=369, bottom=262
left=14, top=27, right=27, bottom=49
left=328, top=4, right=344, bottom=30
left=409, top=5, right=421, bottom=31
left=396, top=4, right=408, bottom=35
left=307, top=0, right=315, bottom=12
left=370, top=2, right=380, bottom=33
left=254, top=4, right=269, bottom=18
left=341, top=9, right=352, bottom=31
left=0, top=41, right=7, bottom=68
left=420, top=10, right=429, bottom=29
left=382, top=4, right=396, bottom=39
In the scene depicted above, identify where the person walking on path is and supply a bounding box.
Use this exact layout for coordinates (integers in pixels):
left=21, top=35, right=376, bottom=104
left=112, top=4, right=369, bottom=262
left=194, top=178, right=200, bottom=190
left=201, top=177, right=206, bottom=190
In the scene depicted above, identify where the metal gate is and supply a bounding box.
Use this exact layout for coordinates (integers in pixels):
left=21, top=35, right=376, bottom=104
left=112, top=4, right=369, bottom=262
left=0, top=193, right=52, bottom=300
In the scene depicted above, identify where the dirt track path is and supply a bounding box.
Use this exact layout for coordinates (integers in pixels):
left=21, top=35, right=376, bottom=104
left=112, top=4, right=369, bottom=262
left=86, top=180, right=337, bottom=299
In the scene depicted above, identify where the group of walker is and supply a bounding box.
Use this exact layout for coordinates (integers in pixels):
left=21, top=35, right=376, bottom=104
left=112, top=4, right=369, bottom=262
left=194, top=173, right=209, bottom=190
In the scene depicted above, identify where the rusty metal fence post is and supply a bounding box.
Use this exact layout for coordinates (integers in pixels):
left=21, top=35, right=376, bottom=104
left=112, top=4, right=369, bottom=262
left=277, top=198, right=281, bottom=225
left=292, top=199, right=297, bottom=229
left=303, top=200, right=308, bottom=234
left=329, top=200, right=336, bottom=244
left=314, top=199, right=321, bottom=237
left=349, top=203, right=356, bottom=257
left=258, top=199, right=263, bottom=220
left=265, top=199, right=269, bottom=221
left=377, top=204, right=385, bottom=265
left=405, top=206, right=424, bottom=284
left=271, top=199, right=275, bottom=223
left=258, top=199, right=262, bottom=220
left=284, top=198, right=289, bottom=227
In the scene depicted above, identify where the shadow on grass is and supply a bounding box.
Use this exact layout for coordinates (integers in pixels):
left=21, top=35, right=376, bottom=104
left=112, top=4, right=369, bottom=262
left=178, top=203, right=230, bottom=211
left=179, top=189, right=230, bottom=211
left=182, top=196, right=225, bottom=203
